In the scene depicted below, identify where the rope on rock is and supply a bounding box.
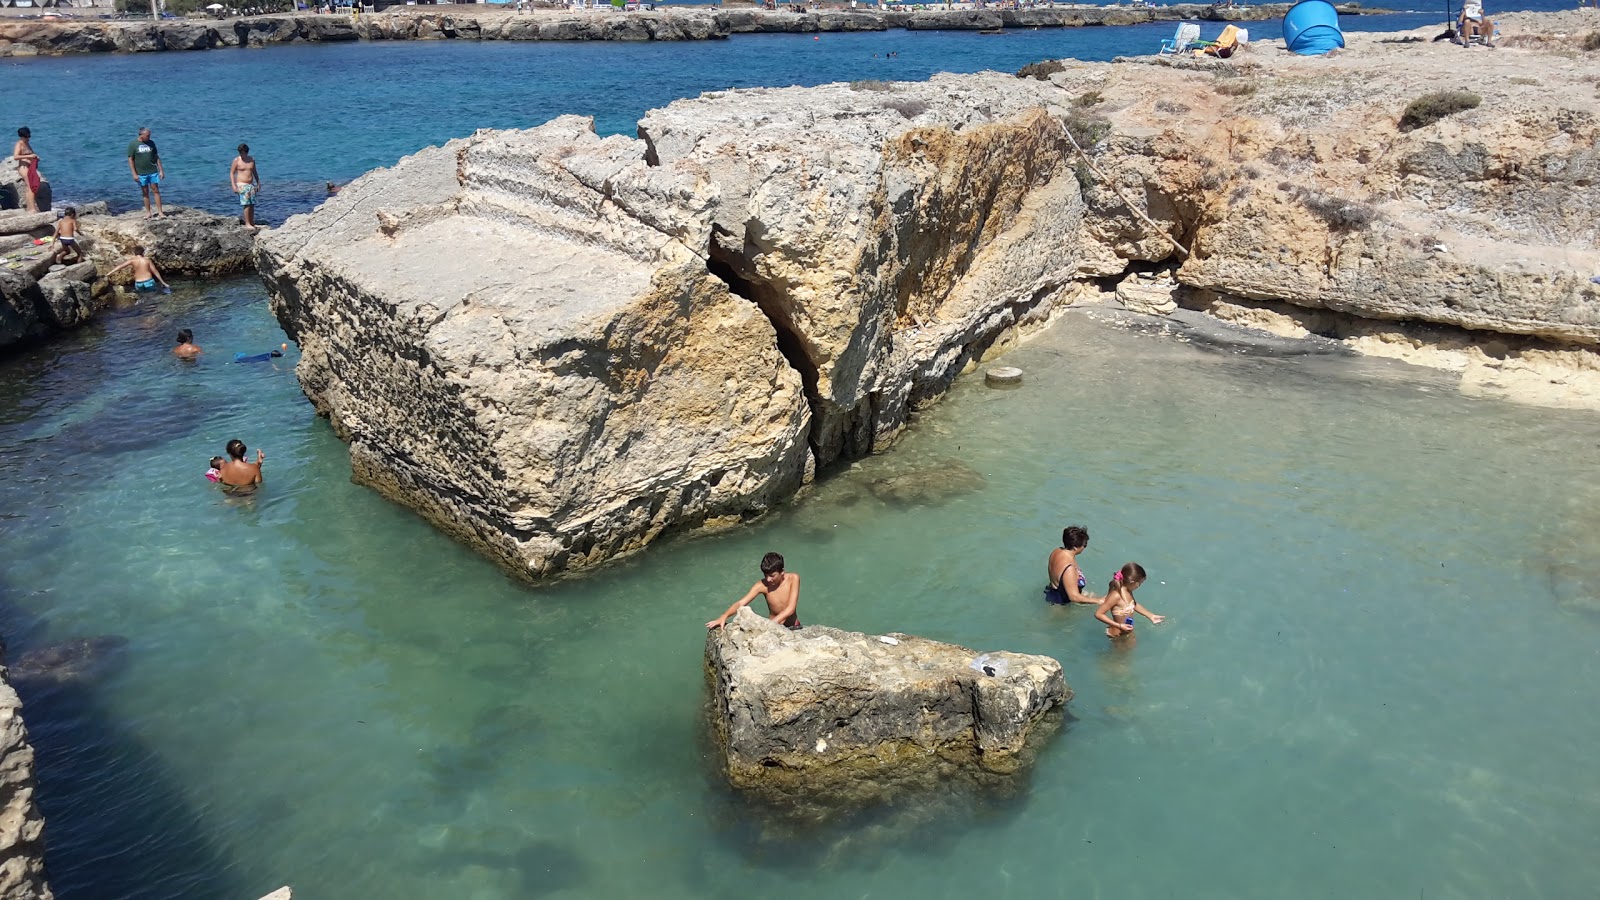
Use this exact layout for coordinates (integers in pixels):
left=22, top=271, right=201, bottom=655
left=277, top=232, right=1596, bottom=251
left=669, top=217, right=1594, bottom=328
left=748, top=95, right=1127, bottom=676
left=1051, top=113, right=1191, bottom=259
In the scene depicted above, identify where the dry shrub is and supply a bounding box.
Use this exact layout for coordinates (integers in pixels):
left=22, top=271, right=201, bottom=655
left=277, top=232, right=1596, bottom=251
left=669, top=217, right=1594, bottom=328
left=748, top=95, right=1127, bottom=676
left=1214, top=80, right=1258, bottom=97
left=1074, top=90, right=1103, bottom=108
left=884, top=98, right=930, bottom=120
left=1061, top=111, right=1110, bottom=151
left=1016, top=59, right=1066, bottom=80
left=850, top=79, right=894, bottom=92
left=1399, top=90, right=1481, bottom=132
left=1292, top=187, right=1379, bottom=231
left=1585, top=32, right=1600, bottom=52
left=1510, top=76, right=1539, bottom=86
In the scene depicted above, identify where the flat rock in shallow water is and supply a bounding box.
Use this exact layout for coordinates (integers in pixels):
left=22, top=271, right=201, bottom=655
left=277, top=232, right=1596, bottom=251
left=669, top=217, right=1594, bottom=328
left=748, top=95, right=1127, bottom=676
left=704, top=608, right=1067, bottom=814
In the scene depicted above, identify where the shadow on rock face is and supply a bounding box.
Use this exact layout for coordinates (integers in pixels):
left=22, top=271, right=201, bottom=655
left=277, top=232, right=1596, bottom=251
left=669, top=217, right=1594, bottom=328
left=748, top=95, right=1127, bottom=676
left=867, top=458, right=987, bottom=506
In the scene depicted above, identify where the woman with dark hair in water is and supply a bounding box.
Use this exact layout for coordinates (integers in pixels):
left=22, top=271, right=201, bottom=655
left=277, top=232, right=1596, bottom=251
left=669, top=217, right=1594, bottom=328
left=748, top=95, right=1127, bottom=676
left=218, top=439, right=264, bottom=493
left=173, top=329, right=201, bottom=358
left=1045, top=525, right=1097, bottom=605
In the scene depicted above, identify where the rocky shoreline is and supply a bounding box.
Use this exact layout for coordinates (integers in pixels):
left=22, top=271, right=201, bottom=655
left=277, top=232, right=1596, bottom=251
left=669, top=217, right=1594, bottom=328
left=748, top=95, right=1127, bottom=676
left=255, top=11, right=1600, bottom=581
left=0, top=4, right=1381, bottom=56
left=0, top=653, right=53, bottom=900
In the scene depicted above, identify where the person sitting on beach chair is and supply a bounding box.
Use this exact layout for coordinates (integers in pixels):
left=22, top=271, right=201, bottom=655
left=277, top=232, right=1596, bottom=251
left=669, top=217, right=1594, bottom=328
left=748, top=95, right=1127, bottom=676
left=1193, top=24, right=1245, bottom=59
left=1457, top=1, right=1495, bottom=47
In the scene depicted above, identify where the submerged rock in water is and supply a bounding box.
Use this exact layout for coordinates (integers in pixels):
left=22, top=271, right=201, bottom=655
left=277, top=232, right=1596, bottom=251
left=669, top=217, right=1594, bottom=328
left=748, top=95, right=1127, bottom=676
left=867, top=458, right=987, bottom=506
left=10, top=635, right=129, bottom=685
left=704, top=608, right=1067, bottom=816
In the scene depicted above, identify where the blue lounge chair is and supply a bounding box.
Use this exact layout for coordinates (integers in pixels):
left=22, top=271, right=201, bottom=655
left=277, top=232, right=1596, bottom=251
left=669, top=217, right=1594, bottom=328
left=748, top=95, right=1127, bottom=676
left=1160, top=23, right=1201, bottom=56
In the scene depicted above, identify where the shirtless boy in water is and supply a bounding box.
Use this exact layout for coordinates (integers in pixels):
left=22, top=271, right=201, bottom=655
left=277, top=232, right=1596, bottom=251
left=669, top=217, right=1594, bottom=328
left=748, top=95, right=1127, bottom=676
left=706, top=552, right=801, bottom=630
left=105, top=246, right=169, bottom=295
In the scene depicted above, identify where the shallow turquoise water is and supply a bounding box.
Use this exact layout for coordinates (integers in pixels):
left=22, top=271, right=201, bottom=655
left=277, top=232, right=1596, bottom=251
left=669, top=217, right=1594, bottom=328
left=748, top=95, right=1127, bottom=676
left=4, top=283, right=1600, bottom=899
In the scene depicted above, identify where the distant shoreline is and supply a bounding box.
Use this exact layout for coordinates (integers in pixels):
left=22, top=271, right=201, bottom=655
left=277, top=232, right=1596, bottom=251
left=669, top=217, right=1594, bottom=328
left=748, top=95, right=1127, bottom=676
left=0, top=4, right=1389, bottom=57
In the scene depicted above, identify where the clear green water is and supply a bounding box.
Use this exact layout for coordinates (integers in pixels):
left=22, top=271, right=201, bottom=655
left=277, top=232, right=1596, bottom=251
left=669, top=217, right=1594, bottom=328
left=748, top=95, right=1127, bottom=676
left=3, top=285, right=1600, bottom=899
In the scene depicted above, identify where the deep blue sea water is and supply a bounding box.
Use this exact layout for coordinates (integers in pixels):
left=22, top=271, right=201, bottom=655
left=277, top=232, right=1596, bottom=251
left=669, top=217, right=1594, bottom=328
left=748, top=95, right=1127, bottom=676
left=3, top=10, right=1600, bottom=900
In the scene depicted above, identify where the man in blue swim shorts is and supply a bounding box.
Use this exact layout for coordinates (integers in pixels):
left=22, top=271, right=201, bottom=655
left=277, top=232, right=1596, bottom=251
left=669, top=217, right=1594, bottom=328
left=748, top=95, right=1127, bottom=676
left=127, top=126, right=165, bottom=219
left=105, top=245, right=170, bottom=296
left=230, top=142, right=262, bottom=230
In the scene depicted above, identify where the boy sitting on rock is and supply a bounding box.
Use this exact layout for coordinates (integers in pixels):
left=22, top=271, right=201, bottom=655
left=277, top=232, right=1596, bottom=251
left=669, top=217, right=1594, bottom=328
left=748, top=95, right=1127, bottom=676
left=706, top=552, right=802, bottom=631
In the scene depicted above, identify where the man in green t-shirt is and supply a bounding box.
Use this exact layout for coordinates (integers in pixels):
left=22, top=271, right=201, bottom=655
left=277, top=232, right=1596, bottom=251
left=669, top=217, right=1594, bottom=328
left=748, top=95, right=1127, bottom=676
left=126, top=126, right=165, bottom=219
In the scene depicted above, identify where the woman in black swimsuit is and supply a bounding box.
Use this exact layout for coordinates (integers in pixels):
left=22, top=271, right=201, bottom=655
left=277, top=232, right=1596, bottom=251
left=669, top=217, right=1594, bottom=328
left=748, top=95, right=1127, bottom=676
left=1044, top=525, right=1098, bottom=605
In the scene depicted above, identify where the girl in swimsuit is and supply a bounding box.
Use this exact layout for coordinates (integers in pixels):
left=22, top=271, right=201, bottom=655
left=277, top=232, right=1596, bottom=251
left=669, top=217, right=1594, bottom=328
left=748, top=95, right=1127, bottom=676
left=1094, top=562, right=1163, bottom=639
left=1045, top=524, right=1097, bottom=605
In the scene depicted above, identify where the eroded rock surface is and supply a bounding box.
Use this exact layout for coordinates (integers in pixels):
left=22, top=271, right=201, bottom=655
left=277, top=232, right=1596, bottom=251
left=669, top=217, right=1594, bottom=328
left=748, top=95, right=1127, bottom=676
left=704, top=608, right=1067, bottom=811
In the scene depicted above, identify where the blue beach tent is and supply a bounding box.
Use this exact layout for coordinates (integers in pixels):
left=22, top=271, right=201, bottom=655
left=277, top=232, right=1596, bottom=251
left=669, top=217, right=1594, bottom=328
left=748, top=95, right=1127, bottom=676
left=1282, top=0, right=1346, bottom=56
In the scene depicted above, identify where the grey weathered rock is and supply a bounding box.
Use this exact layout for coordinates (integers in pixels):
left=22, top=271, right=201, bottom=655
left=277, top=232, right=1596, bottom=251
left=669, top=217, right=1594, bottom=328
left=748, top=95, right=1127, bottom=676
left=85, top=207, right=255, bottom=278
left=0, top=213, right=55, bottom=237
left=157, top=23, right=213, bottom=51
left=0, top=656, right=54, bottom=900
left=704, top=608, right=1067, bottom=810
left=36, top=264, right=100, bottom=331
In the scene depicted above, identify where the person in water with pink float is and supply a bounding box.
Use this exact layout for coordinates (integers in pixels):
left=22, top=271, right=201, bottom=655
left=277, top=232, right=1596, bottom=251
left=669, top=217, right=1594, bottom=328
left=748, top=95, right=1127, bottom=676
left=1094, top=562, right=1164, bottom=639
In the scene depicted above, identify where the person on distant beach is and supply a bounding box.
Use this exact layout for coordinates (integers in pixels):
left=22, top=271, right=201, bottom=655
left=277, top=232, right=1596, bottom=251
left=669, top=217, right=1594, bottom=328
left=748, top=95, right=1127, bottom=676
left=12, top=127, right=40, bottom=214
left=105, top=246, right=169, bottom=295
left=706, top=551, right=802, bottom=630
left=173, top=328, right=201, bottom=358
left=230, top=143, right=261, bottom=230
left=127, top=127, right=165, bottom=219
left=205, top=456, right=225, bottom=483
left=218, top=438, right=264, bottom=493
left=52, top=207, right=81, bottom=265
left=1095, top=562, right=1163, bottom=639
left=1045, top=524, right=1098, bottom=605
left=1457, top=0, right=1496, bottom=46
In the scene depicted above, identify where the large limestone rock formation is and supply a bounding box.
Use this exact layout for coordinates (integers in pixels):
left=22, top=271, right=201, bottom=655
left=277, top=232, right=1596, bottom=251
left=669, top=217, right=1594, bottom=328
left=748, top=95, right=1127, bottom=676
left=0, top=657, right=53, bottom=900
left=259, top=80, right=1083, bottom=577
left=704, top=608, right=1067, bottom=810
left=259, top=123, right=812, bottom=576
left=260, top=12, right=1600, bottom=577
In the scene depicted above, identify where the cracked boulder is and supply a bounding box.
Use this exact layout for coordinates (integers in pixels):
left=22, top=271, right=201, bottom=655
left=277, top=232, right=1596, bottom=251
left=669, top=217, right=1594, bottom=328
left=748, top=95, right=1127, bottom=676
left=705, top=607, right=1068, bottom=813
left=257, top=119, right=811, bottom=578
left=257, top=79, right=1090, bottom=578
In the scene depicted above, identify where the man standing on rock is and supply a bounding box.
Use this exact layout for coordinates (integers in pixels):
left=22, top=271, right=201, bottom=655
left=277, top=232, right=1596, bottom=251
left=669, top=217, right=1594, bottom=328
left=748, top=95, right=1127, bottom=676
left=127, top=127, right=165, bottom=219
left=230, top=143, right=261, bottom=231
left=706, top=552, right=802, bottom=630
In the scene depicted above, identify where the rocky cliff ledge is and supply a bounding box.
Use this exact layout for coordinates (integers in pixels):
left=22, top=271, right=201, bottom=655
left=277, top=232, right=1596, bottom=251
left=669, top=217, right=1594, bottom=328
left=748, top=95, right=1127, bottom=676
left=0, top=4, right=1381, bottom=57
left=704, top=608, right=1067, bottom=812
left=0, top=656, right=53, bottom=900
left=260, top=12, right=1600, bottom=578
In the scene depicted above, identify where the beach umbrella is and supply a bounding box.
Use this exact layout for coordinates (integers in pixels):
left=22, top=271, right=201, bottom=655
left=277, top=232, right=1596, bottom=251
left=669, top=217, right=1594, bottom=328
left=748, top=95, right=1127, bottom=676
left=206, top=2, right=224, bottom=7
